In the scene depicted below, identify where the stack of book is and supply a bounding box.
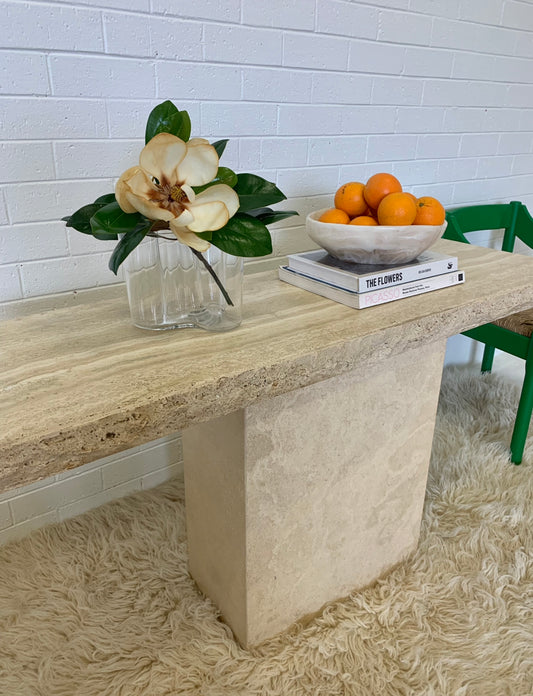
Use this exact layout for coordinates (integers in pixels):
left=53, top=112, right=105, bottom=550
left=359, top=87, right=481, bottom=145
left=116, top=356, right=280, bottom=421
left=278, top=249, right=465, bottom=309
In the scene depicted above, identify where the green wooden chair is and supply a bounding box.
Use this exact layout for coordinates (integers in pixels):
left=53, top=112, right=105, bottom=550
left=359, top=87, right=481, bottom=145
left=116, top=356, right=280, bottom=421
left=444, top=201, right=533, bottom=464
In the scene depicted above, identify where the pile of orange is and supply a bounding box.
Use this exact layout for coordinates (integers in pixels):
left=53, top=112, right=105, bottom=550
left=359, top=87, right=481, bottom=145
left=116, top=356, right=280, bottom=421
left=319, top=173, right=445, bottom=227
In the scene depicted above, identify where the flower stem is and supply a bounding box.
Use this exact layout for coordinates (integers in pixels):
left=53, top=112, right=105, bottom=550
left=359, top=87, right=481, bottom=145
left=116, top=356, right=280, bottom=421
left=191, top=248, right=234, bottom=307
left=148, top=226, right=234, bottom=307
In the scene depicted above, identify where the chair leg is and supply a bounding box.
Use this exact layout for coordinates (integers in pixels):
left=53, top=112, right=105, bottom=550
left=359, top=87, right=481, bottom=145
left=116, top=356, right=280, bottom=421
left=481, top=344, right=496, bottom=373
left=509, top=364, right=533, bottom=465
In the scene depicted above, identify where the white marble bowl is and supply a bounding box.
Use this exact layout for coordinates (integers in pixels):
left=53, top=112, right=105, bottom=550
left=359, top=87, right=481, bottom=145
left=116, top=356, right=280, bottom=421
left=306, top=209, right=448, bottom=265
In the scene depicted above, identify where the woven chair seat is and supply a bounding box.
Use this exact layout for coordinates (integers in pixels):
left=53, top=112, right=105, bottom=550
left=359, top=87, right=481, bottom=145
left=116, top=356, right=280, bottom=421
left=493, top=308, right=533, bottom=338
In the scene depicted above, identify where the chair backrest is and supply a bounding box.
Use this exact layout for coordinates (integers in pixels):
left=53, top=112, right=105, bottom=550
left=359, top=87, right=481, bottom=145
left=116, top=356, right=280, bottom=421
left=444, top=201, right=533, bottom=253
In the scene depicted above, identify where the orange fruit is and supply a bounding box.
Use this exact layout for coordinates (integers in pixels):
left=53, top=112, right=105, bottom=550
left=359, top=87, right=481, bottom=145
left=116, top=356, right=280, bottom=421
left=334, top=182, right=367, bottom=218
left=413, top=196, right=446, bottom=225
left=364, top=173, right=402, bottom=210
left=349, top=216, right=378, bottom=226
left=319, top=208, right=350, bottom=224
left=377, top=192, right=417, bottom=226
left=404, top=192, right=418, bottom=205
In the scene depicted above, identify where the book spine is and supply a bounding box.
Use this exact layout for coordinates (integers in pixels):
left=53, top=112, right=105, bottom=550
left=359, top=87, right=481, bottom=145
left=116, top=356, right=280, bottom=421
left=359, top=272, right=465, bottom=308
left=278, top=266, right=465, bottom=309
left=288, top=256, right=458, bottom=292
left=360, top=258, right=458, bottom=292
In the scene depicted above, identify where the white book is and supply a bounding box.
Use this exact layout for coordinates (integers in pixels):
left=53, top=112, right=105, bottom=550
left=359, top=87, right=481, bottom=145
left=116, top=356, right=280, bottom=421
left=287, top=248, right=459, bottom=293
left=278, top=266, right=465, bottom=309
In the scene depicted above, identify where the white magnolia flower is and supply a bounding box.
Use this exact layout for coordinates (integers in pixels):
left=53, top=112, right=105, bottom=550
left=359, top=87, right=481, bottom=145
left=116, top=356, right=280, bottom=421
left=115, top=133, right=239, bottom=251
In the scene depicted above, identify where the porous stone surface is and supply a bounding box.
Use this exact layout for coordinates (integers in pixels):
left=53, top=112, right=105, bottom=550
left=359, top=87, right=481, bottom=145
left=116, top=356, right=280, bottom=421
left=2, top=240, right=533, bottom=492
left=184, top=340, right=447, bottom=647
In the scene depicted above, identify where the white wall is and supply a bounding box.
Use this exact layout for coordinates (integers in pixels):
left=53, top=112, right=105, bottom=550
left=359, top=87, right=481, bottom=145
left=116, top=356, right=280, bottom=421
left=2, top=0, right=533, bottom=301
left=0, top=434, right=183, bottom=545
left=1, top=0, right=533, bottom=541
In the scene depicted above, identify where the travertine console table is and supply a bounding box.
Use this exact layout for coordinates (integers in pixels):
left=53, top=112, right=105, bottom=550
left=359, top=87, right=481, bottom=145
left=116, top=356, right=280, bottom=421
left=2, top=239, right=533, bottom=647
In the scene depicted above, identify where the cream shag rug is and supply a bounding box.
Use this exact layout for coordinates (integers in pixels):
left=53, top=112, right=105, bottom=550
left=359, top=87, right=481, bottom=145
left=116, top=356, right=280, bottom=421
left=1, top=367, right=532, bottom=696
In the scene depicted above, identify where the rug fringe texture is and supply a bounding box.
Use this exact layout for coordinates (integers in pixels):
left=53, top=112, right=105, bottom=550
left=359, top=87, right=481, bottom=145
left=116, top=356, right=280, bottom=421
left=0, top=367, right=532, bottom=695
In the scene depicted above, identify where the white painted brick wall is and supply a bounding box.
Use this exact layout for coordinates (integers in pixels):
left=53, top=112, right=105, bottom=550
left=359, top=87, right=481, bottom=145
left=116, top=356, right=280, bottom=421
left=0, top=434, right=183, bottom=546
left=1, top=0, right=533, bottom=541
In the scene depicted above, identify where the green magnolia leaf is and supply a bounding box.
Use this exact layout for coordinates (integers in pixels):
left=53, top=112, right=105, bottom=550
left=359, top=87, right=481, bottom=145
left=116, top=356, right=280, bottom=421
left=64, top=203, right=103, bottom=234
left=243, top=207, right=271, bottom=217
left=63, top=193, right=118, bottom=236
left=94, top=193, right=116, bottom=206
left=145, top=100, right=177, bottom=141
left=168, top=110, right=191, bottom=142
left=199, top=213, right=272, bottom=257
left=92, top=230, right=121, bottom=242
left=234, top=174, right=287, bottom=212
left=246, top=208, right=299, bottom=225
left=108, top=224, right=151, bottom=275
left=216, top=167, right=238, bottom=187
left=90, top=201, right=148, bottom=242
left=192, top=167, right=238, bottom=194
left=145, top=101, right=191, bottom=143
left=211, top=139, right=228, bottom=158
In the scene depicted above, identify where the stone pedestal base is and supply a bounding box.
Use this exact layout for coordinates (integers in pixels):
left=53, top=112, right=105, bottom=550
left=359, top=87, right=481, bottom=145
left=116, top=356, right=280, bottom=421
left=183, top=340, right=446, bottom=647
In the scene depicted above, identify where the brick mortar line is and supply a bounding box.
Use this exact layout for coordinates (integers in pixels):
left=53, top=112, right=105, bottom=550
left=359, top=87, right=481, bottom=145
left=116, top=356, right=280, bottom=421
left=2, top=167, right=533, bottom=191
left=2, top=39, right=533, bottom=61
left=11, top=0, right=533, bottom=37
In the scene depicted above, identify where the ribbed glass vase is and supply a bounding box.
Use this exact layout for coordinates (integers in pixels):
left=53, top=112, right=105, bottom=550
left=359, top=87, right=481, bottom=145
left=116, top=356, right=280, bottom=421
left=123, top=236, right=243, bottom=331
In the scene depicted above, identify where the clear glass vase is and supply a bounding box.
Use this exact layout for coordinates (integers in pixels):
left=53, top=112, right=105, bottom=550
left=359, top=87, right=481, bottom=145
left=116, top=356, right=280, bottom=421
left=123, top=236, right=243, bottom=331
